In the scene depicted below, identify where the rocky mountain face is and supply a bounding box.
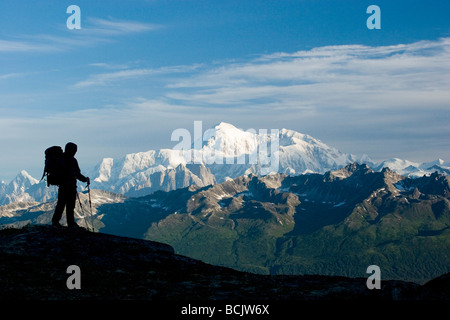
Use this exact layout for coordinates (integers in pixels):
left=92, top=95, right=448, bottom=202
left=0, top=225, right=448, bottom=301
left=0, top=162, right=216, bottom=205
left=3, top=163, right=449, bottom=285
left=89, top=152, right=217, bottom=197
left=0, top=171, right=42, bottom=205
left=137, top=164, right=450, bottom=284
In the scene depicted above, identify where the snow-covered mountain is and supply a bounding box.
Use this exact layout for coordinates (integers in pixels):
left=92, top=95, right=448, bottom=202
left=88, top=153, right=216, bottom=197
left=0, top=122, right=448, bottom=205
left=0, top=189, right=126, bottom=229
left=0, top=171, right=40, bottom=205
left=86, top=122, right=371, bottom=194
left=374, top=158, right=450, bottom=177
left=196, top=122, right=373, bottom=180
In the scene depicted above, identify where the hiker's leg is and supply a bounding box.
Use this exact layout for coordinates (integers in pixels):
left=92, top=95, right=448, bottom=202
left=52, top=186, right=66, bottom=225
left=66, top=187, right=77, bottom=227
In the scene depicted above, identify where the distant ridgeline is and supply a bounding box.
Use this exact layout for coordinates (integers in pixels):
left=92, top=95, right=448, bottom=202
left=1, top=123, right=449, bottom=205
left=2, top=162, right=449, bottom=285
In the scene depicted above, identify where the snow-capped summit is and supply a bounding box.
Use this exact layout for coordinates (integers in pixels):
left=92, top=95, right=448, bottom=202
left=375, top=158, right=450, bottom=177
left=278, top=128, right=364, bottom=174
left=7, top=170, right=38, bottom=194
left=194, top=122, right=370, bottom=176
left=421, top=159, right=447, bottom=169
left=200, top=122, right=260, bottom=157
left=0, top=170, right=40, bottom=205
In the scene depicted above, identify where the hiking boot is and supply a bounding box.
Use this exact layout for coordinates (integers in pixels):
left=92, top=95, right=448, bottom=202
left=52, top=222, right=63, bottom=228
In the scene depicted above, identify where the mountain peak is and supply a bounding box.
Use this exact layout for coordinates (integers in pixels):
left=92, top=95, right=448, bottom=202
left=8, top=170, right=38, bottom=190
left=325, top=162, right=373, bottom=181
left=214, top=121, right=239, bottom=131
left=209, top=122, right=249, bottom=139
left=16, top=170, right=37, bottom=182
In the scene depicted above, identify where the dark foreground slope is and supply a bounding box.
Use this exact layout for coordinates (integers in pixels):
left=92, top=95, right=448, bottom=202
left=0, top=225, right=448, bottom=301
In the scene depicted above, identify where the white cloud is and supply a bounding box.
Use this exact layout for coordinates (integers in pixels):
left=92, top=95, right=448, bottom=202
left=89, top=62, right=130, bottom=70
left=86, top=18, right=162, bottom=35
left=2, top=38, right=449, bottom=182
left=160, top=38, right=449, bottom=162
left=0, top=18, right=161, bottom=54
left=73, top=64, right=202, bottom=88
left=66, top=38, right=450, bottom=161
left=0, top=72, right=25, bottom=80
left=0, top=39, right=58, bottom=53
left=169, top=39, right=450, bottom=100
left=166, top=38, right=450, bottom=112
left=74, top=69, right=156, bottom=87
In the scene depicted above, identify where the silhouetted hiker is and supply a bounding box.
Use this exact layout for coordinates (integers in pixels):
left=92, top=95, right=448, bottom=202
left=52, top=142, right=90, bottom=228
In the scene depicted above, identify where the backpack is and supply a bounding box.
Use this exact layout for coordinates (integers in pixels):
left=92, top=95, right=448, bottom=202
left=41, top=146, right=65, bottom=186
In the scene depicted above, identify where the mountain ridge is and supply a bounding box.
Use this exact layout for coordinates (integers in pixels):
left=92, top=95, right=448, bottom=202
left=1, top=122, right=448, bottom=205
left=0, top=224, right=448, bottom=300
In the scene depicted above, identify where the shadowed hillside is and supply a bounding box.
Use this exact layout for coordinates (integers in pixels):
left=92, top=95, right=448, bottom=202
left=0, top=225, right=448, bottom=301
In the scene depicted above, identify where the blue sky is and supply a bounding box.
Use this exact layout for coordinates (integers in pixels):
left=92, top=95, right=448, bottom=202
left=0, top=0, right=449, bottom=182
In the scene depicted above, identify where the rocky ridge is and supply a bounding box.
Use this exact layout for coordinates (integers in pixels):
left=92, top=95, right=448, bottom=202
left=0, top=224, right=448, bottom=301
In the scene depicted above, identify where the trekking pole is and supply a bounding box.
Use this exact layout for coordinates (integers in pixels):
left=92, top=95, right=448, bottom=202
left=87, top=182, right=94, bottom=232
left=76, top=192, right=90, bottom=230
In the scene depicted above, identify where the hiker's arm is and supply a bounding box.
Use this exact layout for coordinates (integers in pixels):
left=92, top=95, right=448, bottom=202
left=73, top=159, right=89, bottom=183
left=77, top=172, right=89, bottom=183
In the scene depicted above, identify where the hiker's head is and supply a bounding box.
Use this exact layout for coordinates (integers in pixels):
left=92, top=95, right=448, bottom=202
left=65, top=142, right=78, bottom=157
